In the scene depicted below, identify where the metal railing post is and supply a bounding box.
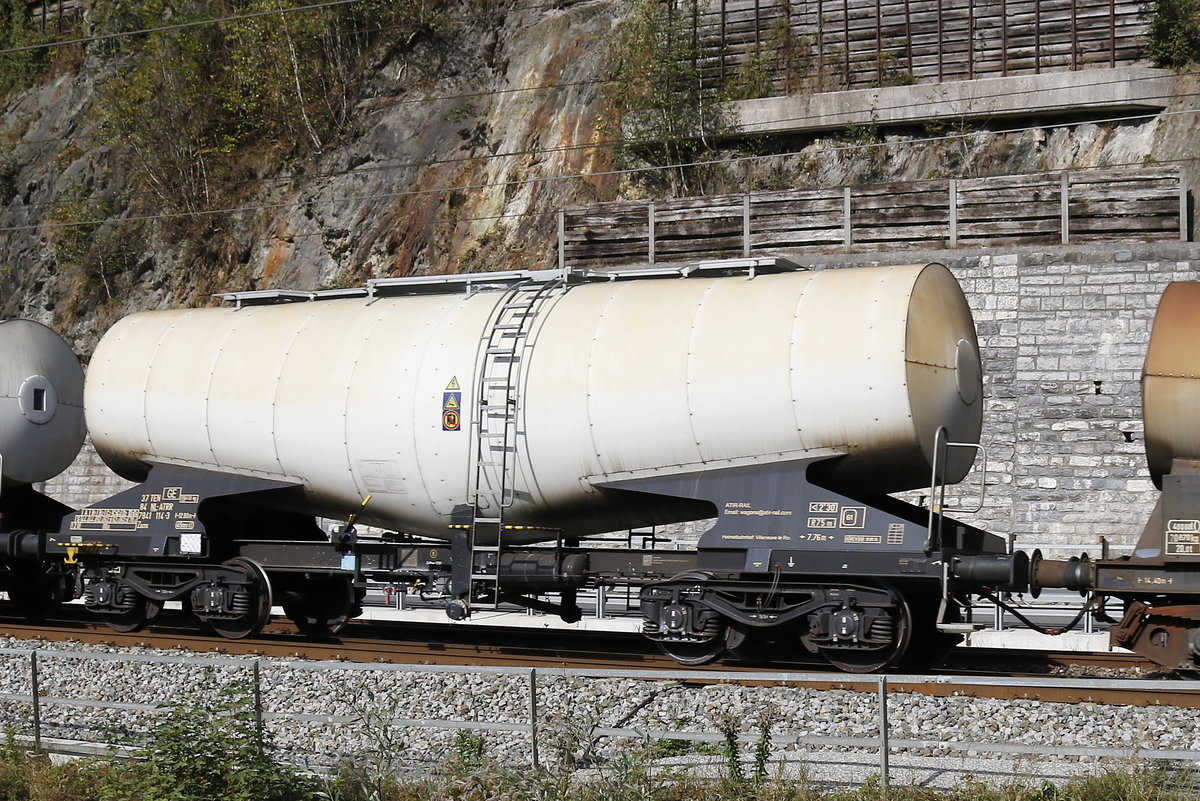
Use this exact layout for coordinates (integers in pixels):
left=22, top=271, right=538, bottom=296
left=595, top=585, right=606, bottom=620
left=1180, top=177, right=1189, bottom=242
left=878, top=675, right=889, bottom=795
left=949, top=179, right=958, bottom=248
left=648, top=202, right=656, bottom=265
left=253, top=659, right=264, bottom=754
left=1060, top=172, right=1070, bottom=245
left=30, top=651, right=41, bottom=754
left=843, top=187, right=853, bottom=248
left=742, top=193, right=751, bottom=257
left=528, top=669, right=540, bottom=768
left=557, top=210, right=565, bottom=270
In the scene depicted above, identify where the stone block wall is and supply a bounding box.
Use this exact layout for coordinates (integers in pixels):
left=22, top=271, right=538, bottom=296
left=813, top=243, right=1200, bottom=555
left=38, top=438, right=134, bottom=508
left=34, top=242, right=1200, bottom=556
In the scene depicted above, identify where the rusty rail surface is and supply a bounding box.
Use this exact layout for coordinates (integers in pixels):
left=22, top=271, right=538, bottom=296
left=0, top=610, right=1181, bottom=704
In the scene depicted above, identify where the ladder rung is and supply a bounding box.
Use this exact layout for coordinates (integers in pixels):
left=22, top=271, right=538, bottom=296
left=503, top=301, right=533, bottom=310
left=472, top=545, right=501, bottom=552
left=473, top=517, right=502, bottom=524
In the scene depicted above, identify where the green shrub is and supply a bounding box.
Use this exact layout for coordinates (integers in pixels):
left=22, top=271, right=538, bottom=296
left=89, top=0, right=448, bottom=215
left=599, top=0, right=729, bottom=194
left=1148, top=0, right=1200, bottom=67
left=0, top=0, right=49, bottom=94
left=135, top=680, right=316, bottom=801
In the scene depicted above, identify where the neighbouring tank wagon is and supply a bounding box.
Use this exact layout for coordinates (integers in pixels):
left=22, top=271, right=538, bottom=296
left=1031, top=280, right=1200, bottom=671
left=0, top=319, right=85, bottom=488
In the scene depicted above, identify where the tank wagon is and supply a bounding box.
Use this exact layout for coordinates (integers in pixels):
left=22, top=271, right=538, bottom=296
left=0, top=258, right=1029, bottom=671
left=1031, top=281, right=1200, bottom=671
left=0, top=320, right=86, bottom=615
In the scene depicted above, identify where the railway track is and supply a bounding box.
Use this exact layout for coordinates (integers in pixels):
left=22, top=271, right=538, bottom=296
left=0, top=608, right=1191, bottom=708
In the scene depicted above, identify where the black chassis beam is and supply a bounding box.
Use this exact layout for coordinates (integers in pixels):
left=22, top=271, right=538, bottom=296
left=641, top=574, right=913, bottom=631
left=233, top=539, right=700, bottom=585
left=83, top=561, right=252, bottom=606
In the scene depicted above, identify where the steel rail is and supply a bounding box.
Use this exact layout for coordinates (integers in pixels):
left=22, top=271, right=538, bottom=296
left=0, top=616, right=1189, bottom=707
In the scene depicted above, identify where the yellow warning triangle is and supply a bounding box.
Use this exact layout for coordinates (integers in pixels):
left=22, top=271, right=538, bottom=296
left=444, top=394, right=460, bottom=410
left=446, top=377, right=460, bottom=391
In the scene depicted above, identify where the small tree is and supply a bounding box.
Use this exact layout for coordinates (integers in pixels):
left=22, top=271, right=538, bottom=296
left=0, top=0, right=48, bottom=94
left=600, top=0, right=728, bottom=196
left=1149, top=0, right=1200, bottom=67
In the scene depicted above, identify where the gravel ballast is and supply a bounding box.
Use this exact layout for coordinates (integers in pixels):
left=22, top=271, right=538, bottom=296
left=0, top=637, right=1197, bottom=787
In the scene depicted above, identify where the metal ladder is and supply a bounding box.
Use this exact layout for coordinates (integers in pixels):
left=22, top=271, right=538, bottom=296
left=466, top=276, right=566, bottom=610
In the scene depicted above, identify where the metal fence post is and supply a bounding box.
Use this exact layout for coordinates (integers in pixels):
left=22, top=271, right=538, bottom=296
left=1180, top=177, right=1189, bottom=242
left=253, top=659, right=264, bottom=754
left=949, top=179, right=958, bottom=248
left=1060, top=172, right=1070, bottom=245
left=742, top=193, right=751, bottom=257
left=878, top=675, right=889, bottom=795
left=529, top=669, right=540, bottom=768
left=648, top=202, right=656, bottom=265
left=557, top=210, right=565, bottom=270
left=30, top=651, right=41, bottom=754
left=843, top=186, right=853, bottom=249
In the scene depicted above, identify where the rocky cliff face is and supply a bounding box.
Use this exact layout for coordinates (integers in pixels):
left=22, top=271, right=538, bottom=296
left=1, top=0, right=618, bottom=355
left=1, top=0, right=1194, bottom=359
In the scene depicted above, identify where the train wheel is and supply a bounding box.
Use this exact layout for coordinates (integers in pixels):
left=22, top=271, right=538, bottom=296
left=284, top=576, right=355, bottom=639
left=102, top=598, right=162, bottom=634
left=817, top=586, right=913, bottom=673
left=656, top=630, right=728, bottom=666
left=209, top=558, right=273, bottom=640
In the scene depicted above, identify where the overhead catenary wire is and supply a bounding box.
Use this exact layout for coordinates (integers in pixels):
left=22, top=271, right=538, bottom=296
left=6, top=43, right=1180, bottom=156
left=3, top=0, right=1176, bottom=156
left=0, top=0, right=577, bottom=56
left=4, top=103, right=1192, bottom=239
left=6, top=76, right=1192, bottom=221
left=1, top=3, right=1190, bottom=232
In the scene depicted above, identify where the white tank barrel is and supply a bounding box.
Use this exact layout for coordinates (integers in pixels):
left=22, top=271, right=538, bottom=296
left=86, top=262, right=981, bottom=540
left=0, top=320, right=86, bottom=485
